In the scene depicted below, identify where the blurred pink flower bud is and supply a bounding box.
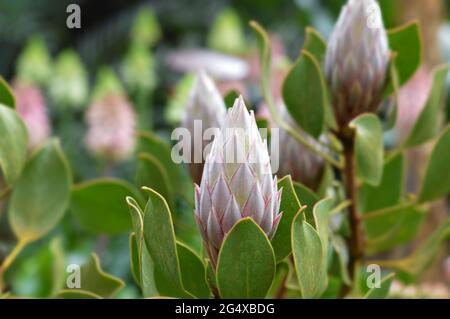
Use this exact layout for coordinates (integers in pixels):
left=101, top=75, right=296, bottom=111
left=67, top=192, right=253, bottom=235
left=181, top=71, right=226, bottom=183
left=85, top=94, right=136, bottom=163
left=13, top=82, right=50, bottom=150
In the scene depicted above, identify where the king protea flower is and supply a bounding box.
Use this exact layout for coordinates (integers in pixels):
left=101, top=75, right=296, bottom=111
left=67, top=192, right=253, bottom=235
left=181, top=71, right=226, bottom=184
left=14, top=81, right=50, bottom=150
left=325, top=0, right=390, bottom=129
left=195, top=96, right=282, bottom=266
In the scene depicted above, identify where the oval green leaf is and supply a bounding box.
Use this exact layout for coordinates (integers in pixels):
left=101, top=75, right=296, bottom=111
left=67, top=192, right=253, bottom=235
left=291, top=212, right=325, bottom=298
left=177, top=242, right=210, bottom=298
left=9, top=139, right=71, bottom=242
left=217, top=218, right=276, bottom=299
left=71, top=179, right=143, bottom=235
left=0, top=77, right=15, bottom=108
left=0, top=104, right=28, bottom=185
left=271, top=175, right=302, bottom=262
left=142, top=187, right=191, bottom=298
left=282, top=50, right=325, bottom=138
left=350, top=114, right=384, bottom=186
left=418, top=126, right=450, bottom=202
left=405, top=65, right=450, bottom=147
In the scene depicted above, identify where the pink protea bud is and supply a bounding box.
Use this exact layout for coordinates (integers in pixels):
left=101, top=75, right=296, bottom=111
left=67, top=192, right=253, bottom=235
left=85, top=94, right=136, bottom=163
left=13, top=82, right=50, bottom=150
left=325, top=0, right=390, bottom=129
left=195, top=96, right=282, bottom=267
left=278, top=105, right=325, bottom=189
left=181, top=71, right=226, bottom=184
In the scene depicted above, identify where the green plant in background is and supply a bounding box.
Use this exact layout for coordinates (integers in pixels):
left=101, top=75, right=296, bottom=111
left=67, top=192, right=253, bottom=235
left=16, top=36, right=52, bottom=87
left=48, top=50, right=88, bottom=110
left=208, top=8, right=247, bottom=55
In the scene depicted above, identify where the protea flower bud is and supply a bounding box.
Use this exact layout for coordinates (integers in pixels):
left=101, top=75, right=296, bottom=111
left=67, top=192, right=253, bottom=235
left=181, top=71, right=226, bottom=184
left=13, top=82, right=50, bottom=150
left=85, top=69, right=136, bottom=163
left=325, top=0, right=390, bottom=129
left=16, top=36, right=51, bottom=86
left=195, top=97, right=282, bottom=266
left=277, top=105, right=325, bottom=189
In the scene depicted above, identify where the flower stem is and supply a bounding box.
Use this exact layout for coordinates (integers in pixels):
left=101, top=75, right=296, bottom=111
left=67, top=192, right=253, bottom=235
left=339, top=134, right=364, bottom=297
left=0, top=239, right=29, bottom=292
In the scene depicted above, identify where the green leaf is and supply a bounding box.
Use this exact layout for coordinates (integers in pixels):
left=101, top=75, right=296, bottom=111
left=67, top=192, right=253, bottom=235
left=388, top=22, right=422, bottom=87
left=224, top=90, right=240, bottom=108
left=375, top=218, right=450, bottom=283
left=58, top=290, right=102, bottom=299
left=71, top=179, right=143, bottom=235
left=0, top=104, right=28, bottom=185
left=291, top=212, right=326, bottom=298
left=358, top=153, right=404, bottom=213
left=205, top=260, right=217, bottom=296
left=293, top=182, right=320, bottom=226
left=136, top=153, right=174, bottom=208
left=330, top=235, right=351, bottom=285
left=350, top=114, right=384, bottom=186
left=363, top=203, right=426, bottom=255
left=364, top=273, right=395, bottom=299
left=8, top=237, right=65, bottom=298
left=418, top=126, right=450, bottom=202
left=282, top=50, right=325, bottom=138
left=303, top=27, right=326, bottom=64
left=0, top=77, right=15, bottom=108
left=313, top=198, right=334, bottom=262
left=177, top=242, right=210, bottom=298
left=138, top=131, right=193, bottom=204
left=271, top=175, right=302, bottom=262
left=129, top=232, right=141, bottom=285
left=217, top=218, right=275, bottom=299
left=142, top=187, right=191, bottom=298
left=74, top=253, right=124, bottom=298
left=404, top=65, right=450, bottom=147
left=9, top=140, right=71, bottom=242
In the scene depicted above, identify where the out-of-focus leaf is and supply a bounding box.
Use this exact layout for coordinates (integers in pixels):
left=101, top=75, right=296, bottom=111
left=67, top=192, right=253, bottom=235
left=142, top=187, right=192, bottom=298
left=363, top=203, right=426, bottom=255
left=375, top=218, right=450, bottom=283
left=387, top=22, right=422, bottom=88
left=282, top=50, right=325, bottom=138
left=0, top=78, right=15, bottom=108
left=136, top=153, right=174, bottom=208
left=350, top=114, right=384, bottom=186
left=303, top=27, right=326, bottom=64
left=57, top=290, right=101, bottom=299
left=331, top=235, right=351, bottom=285
left=217, top=218, right=275, bottom=299
left=364, top=273, right=395, bottom=299
left=71, top=179, right=143, bottom=235
left=291, top=212, right=325, bottom=298
left=9, top=140, right=71, bottom=242
left=418, top=126, right=450, bottom=202
left=0, top=104, right=28, bottom=185
left=8, top=237, right=65, bottom=298
left=267, top=261, right=289, bottom=298
left=69, top=253, right=124, bottom=298
left=272, top=176, right=302, bottom=262
left=138, top=131, right=193, bottom=204
left=224, top=90, right=240, bottom=108
left=358, top=153, right=404, bottom=213
left=404, top=65, right=449, bottom=147
left=177, top=242, right=210, bottom=298
left=293, top=182, right=320, bottom=226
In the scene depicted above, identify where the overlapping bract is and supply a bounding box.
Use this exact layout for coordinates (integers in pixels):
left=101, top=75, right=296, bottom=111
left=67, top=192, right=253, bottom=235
left=194, top=97, right=281, bottom=266
left=181, top=71, right=226, bottom=183
left=325, top=0, right=390, bottom=128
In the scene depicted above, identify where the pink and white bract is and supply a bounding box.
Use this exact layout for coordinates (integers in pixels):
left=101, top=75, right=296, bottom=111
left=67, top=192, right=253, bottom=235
left=194, top=96, right=282, bottom=267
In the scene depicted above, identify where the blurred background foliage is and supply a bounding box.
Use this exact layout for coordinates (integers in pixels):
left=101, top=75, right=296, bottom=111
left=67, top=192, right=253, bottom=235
left=0, top=0, right=449, bottom=298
